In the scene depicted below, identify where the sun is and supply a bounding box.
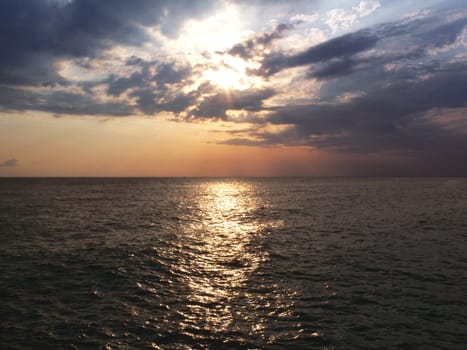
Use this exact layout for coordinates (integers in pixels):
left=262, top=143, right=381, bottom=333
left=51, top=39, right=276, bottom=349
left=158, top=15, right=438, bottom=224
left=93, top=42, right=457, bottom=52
left=204, top=67, right=246, bottom=90
left=201, top=55, right=254, bottom=91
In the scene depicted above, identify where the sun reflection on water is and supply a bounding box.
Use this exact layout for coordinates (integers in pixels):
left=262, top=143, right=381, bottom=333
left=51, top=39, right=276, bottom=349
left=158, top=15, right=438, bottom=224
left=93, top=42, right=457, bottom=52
left=185, top=181, right=265, bottom=294
left=172, top=180, right=294, bottom=343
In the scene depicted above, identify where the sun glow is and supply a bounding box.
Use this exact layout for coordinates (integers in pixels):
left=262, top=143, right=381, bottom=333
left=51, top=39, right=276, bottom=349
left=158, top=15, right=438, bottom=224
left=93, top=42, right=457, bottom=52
left=202, top=56, right=254, bottom=91
left=151, top=4, right=261, bottom=93
left=203, top=67, right=247, bottom=90
left=163, top=4, right=251, bottom=59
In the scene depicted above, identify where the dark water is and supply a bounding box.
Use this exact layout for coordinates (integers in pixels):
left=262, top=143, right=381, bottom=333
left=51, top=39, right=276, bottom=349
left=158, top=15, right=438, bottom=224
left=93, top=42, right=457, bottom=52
left=1, top=178, right=466, bottom=349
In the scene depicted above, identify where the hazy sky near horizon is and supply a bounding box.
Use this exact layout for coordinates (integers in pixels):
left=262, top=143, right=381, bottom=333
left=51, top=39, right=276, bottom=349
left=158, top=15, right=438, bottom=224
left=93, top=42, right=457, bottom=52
left=1, top=0, right=466, bottom=176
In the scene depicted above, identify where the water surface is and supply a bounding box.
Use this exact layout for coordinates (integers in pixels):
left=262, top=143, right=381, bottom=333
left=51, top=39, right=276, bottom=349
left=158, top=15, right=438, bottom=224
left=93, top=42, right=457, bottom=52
left=1, top=178, right=466, bottom=349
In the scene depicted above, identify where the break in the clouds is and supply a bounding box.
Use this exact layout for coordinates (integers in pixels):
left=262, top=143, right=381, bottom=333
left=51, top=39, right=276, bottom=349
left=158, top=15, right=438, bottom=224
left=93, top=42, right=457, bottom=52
left=1, top=0, right=467, bottom=173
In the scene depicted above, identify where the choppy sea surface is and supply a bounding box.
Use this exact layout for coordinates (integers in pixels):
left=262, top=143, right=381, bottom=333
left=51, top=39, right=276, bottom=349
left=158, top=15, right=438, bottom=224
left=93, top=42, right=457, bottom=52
left=1, top=177, right=466, bottom=349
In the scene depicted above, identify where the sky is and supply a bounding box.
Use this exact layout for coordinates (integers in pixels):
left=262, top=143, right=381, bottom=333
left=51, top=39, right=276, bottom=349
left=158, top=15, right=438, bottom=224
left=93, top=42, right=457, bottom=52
left=0, top=0, right=466, bottom=176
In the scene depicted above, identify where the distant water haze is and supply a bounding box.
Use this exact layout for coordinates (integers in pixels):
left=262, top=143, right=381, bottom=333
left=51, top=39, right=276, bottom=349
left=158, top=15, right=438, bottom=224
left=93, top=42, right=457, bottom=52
left=1, top=177, right=466, bottom=349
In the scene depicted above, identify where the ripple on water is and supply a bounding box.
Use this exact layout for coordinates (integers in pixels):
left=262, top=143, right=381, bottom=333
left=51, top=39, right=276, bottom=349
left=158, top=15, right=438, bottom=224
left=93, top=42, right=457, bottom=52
left=1, top=177, right=466, bottom=349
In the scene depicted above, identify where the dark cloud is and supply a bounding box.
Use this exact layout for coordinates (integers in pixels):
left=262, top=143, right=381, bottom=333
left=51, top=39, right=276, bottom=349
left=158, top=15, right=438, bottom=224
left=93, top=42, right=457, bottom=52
left=129, top=88, right=197, bottom=115
left=0, top=86, right=133, bottom=116
left=0, top=0, right=216, bottom=87
left=0, top=56, right=193, bottom=116
left=309, top=57, right=357, bottom=79
left=0, top=159, right=18, bottom=167
left=192, top=88, right=275, bottom=119
left=130, top=89, right=161, bottom=115
left=106, top=60, right=192, bottom=97
left=106, top=71, right=147, bottom=98
left=254, top=12, right=467, bottom=77
left=228, top=23, right=293, bottom=60
left=154, top=62, right=192, bottom=85
left=218, top=10, right=467, bottom=173
left=131, top=88, right=198, bottom=115
left=306, top=46, right=425, bottom=81
left=304, top=12, right=467, bottom=102
left=106, top=59, right=195, bottom=115
left=226, top=60, right=467, bottom=157
left=254, top=30, right=379, bottom=76
left=420, top=17, right=467, bottom=49
left=292, top=30, right=378, bottom=65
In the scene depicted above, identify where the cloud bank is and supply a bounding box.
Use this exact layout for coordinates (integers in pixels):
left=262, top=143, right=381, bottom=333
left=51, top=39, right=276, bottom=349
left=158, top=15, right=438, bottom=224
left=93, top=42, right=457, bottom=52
left=0, top=0, right=466, bottom=174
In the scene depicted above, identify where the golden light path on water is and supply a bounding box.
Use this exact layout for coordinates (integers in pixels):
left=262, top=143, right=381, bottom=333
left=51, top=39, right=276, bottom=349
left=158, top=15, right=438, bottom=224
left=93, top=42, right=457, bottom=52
left=170, top=181, right=303, bottom=345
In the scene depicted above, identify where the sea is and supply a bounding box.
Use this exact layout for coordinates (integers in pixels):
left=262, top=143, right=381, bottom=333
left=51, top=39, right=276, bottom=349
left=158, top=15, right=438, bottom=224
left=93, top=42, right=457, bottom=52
left=1, top=177, right=466, bottom=349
